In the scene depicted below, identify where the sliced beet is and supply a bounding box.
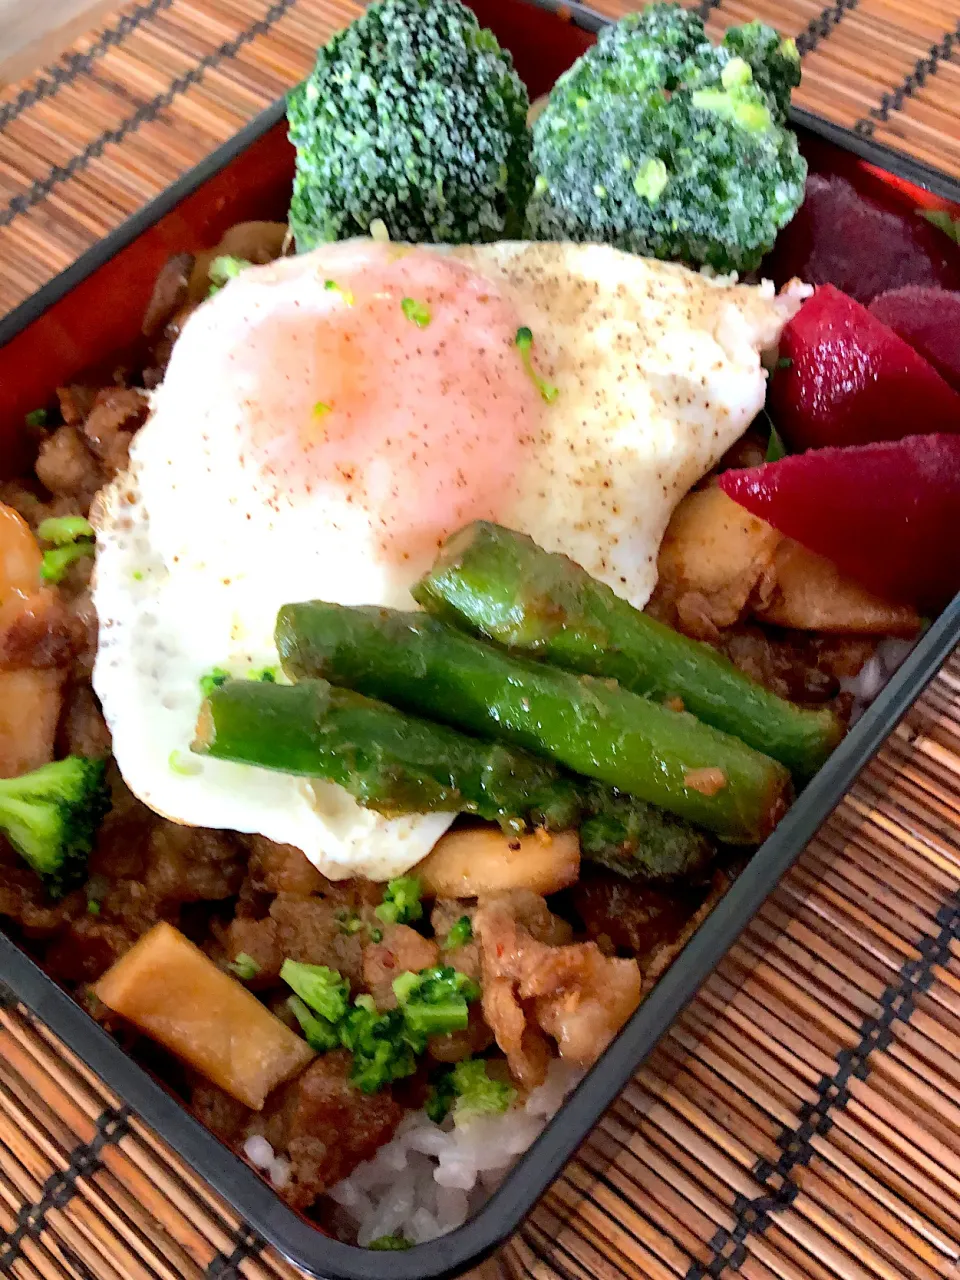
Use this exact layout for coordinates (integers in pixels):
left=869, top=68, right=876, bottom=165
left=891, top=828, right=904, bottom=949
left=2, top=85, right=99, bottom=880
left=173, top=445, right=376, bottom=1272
left=868, top=286, right=960, bottom=393
left=718, top=434, right=960, bottom=612
left=766, top=173, right=960, bottom=304
left=770, top=284, right=960, bottom=452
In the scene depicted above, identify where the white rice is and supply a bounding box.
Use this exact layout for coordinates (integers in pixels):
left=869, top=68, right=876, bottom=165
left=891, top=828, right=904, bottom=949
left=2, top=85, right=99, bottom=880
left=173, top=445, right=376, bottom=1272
left=327, top=1059, right=584, bottom=1246
left=840, top=636, right=917, bottom=724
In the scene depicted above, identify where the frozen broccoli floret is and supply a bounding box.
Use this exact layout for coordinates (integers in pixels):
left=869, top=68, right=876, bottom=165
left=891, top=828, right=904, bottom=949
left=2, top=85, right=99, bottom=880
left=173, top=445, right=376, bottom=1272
left=526, top=3, right=807, bottom=273
left=287, top=0, right=532, bottom=249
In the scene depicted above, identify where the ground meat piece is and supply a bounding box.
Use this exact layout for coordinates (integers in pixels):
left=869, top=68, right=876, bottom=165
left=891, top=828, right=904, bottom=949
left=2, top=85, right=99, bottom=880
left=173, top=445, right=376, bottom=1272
left=269, top=894, right=366, bottom=985
left=43, top=913, right=145, bottom=984
left=571, top=871, right=703, bottom=963
left=62, top=586, right=98, bottom=680
left=0, top=840, right=81, bottom=936
left=82, top=388, right=148, bottom=477
left=57, top=683, right=111, bottom=757
left=427, top=1002, right=494, bottom=1063
left=362, top=924, right=439, bottom=1008
left=56, top=386, right=97, bottom=426
left=716, top=625, right=874, bottom=706
left=142, top=254, right=194, bottom=337
left=251, top=1051, right=402, bottom=1211
left=221, top=916, right=283, bottom=985
left=140, top=824, right=246, bottom=908
left=247, top=837, right=328, bottom=898
left=191, top=1079, right=251, bottom=1145
left=35, top=427, right=103, bottom=504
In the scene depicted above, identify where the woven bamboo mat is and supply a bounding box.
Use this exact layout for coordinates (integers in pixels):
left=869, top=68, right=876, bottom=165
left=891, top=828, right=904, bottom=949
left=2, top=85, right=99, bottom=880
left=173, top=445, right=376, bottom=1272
left=2, top=654, right=960, bottom=1279
left=3, top=0, right=960, bottom=1276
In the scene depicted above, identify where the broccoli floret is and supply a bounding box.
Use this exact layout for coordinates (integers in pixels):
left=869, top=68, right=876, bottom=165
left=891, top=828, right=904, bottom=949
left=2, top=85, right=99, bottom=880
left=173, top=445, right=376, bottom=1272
left=527, top=3, right=807, bottom=274
left=280, top=960, right=351, bottom=1022
left=426, top=1058, right=516, bottom=1123
left=340, top=995, right=421, bottom=1093
left=0, top=757, right=111, bottom=897
left=228, top=953, right=260, bottom=981
left=721, top=21, right=800, bottom=123
left=208, top=256, right=251, bottom=294
left=288, top=994, right=342, bottom=1052
left=375, top=875, right=423, bottom=926
left=37, top=516, right=96, bottom=585
left=368, top=1235, right=412, bottom=1250
left=392, top=965, right=479, bottom=1037
left=441, top=915, right=473, bottom=951
left=287, top=0, right=532, bottom=249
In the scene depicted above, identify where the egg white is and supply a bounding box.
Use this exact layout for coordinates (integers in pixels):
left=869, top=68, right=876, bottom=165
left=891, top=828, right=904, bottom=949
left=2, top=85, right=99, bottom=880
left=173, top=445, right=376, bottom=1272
left=92, top=240, right=799, bottom=880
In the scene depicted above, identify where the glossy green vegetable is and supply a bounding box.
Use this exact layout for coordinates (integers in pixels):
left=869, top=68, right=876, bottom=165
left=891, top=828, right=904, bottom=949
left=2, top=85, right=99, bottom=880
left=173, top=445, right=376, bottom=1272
left=413, top=521, right=842, bottom=779
left=579, top=783, right=714, bottom=881
left=277, top=603, right=791, bottom=843
left=194, top=677, right=579, bottom=832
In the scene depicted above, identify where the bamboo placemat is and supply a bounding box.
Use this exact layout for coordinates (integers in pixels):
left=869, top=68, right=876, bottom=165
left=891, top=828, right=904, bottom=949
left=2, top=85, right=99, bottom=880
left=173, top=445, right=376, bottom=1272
left=2, top=653, right=960, bottom=1279
left=3, top=0, right=960, bottom=1275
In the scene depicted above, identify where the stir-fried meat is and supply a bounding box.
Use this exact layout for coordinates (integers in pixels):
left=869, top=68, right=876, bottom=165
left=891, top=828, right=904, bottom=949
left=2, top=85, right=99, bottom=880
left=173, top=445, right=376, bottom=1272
left=142, top=254, right=194, bottom=337
left=247, top=836, right=329, bottom=898
left=363, top=924, right=439, bottom=1008
left=0, top=670, right=64, bottom=777
left=251, top=1051, right=403, bottom=1211
left=35, top=427, right=104, bottom=504
left=57, top=683, right=112, bottom=758
left=81, top=388, right=149, bottom=475
left=473, top=892, right=642, bottom=1081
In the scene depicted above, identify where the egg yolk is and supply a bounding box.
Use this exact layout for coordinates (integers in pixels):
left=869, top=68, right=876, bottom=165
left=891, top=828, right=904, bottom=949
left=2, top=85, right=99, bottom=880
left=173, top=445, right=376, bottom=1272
left=234, top=248, right=546, bottom=566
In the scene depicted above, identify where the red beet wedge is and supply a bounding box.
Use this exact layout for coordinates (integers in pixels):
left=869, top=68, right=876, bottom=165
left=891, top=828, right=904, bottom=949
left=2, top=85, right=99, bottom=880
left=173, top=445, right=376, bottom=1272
left=770, top=284, right=960, bottom=452
left=869, top=286, right=960, bottom=394
left=718, top=434, right=960, bottom=612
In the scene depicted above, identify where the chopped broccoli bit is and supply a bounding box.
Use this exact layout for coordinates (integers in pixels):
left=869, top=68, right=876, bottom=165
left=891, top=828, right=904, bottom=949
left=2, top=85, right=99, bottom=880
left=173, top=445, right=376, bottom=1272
left=426, top=1068, right=457, bottom=1122
left=38, top=516, right=94, bottom=545
left=527, top=3, right=806, bottom=274
left=40, top=542, right=94, bottom=584
left=336, top=909, right=364, bottom=936
left=393, top=965, right=479, bottom=1037
left=375, top=875, right=423, bottom=926
left=0, top=757, right=110, bottom=898
left=251, top=666, right=278, bottom=683
left=288, top=994, right=342, bottom=1051
left=368, top=1235, right=412, bottom=1250
left=228, top=953, right=260, bottom=980
left=208, top=256, right=251, bottom=292
left=515, top=327, right=559, bottom=404
left=449, top=1058, right=516, bottom=1118
left=25, top=408, right=48, bottom=428
left=287, top=0, right=532, bottom=249
left=199, top=668, right=230, bottom=698
left=765, top=422, right=787, bottom=462
left=340, top=996, right=421, bottom=1093
left=324, top=278, right=355, bottom=305
left=280, top=960, right=350, bottom=1023
left=426, top=1058, right=516, bottom=1123
left=442, top=915, right=473, bottom=950
left=369, top=927, right=384, bottom=944
left=87, top=898, right=101, bottom=916
left=401, top=297, right=432, bottom=328
left=313, top=401, right=332, bottom=418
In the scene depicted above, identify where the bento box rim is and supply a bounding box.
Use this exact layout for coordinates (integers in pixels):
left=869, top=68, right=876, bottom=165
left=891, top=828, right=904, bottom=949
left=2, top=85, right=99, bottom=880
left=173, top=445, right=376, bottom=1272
left=1, top=2, right=960, bottom=1276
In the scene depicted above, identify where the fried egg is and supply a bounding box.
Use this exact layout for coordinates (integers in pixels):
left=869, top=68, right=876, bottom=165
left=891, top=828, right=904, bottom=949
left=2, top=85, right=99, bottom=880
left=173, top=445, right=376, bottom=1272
left=92, top=239, right=799, bottom=880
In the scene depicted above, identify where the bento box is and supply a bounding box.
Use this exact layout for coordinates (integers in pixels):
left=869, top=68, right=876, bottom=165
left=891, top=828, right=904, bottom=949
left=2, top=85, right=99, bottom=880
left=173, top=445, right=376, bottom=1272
left=1, top=0, right=960, bottom=1276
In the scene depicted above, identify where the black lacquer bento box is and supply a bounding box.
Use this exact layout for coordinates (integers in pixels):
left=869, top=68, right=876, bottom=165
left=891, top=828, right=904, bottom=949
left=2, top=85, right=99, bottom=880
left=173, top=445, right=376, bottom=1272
left=1, top=1, right=959, bottom=1276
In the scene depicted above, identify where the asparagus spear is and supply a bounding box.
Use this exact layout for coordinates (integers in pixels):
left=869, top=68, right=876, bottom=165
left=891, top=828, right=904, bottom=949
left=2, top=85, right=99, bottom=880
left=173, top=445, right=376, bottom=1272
left=193, top=677, right=580, bottom=832
left=276, top=604, right=792, bottom=844
left=413, top=522, right=843, bottom=780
